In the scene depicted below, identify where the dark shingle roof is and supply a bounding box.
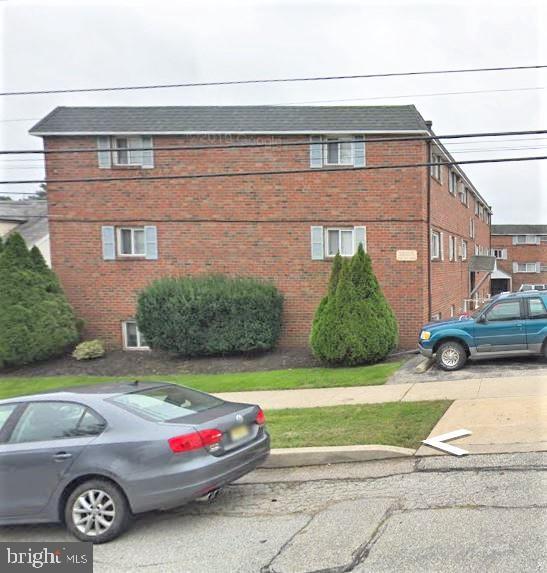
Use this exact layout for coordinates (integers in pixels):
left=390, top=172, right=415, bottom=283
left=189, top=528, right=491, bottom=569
left=0, top=201, right=49, bottom=246
left=30, top=105, right=429, bottom=135
left=491, top=224, right=547, bottom=235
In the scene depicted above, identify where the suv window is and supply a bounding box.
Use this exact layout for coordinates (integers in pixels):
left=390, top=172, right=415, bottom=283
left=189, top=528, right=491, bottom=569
left=8, top=402, right=105, bottom=444
left=528, top=298, right=547, bottom=319
left=0, top=404, right=17, bottom=433
left=110, top=385, right=223, bottom=423
left=485, top=301, right=521, bottom=321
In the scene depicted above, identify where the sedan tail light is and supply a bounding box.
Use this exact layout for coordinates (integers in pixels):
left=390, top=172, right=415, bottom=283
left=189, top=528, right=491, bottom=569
left=255, top=408, right=266, bottom=426
left=169, top=428, right=223, bottom=453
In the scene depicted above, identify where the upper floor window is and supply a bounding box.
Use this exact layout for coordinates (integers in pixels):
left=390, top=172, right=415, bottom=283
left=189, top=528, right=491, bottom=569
left=461, top=239, right=468, bottom=261
left=513, top=235, right=540, bottom=245
left=448, top=171, right=458, bottom=195
left=459, top=185, right=468, bottom=206
left=448, top=235, right=455, bottom=261
left=491, top=248, right=507, bottom=260
left=327, top=228, right=355, bottom=257
left=97, top=135, right=154, bottom=169
left=430, top=153, right=443, bottom=181
left=118, top=227, right=146, bottom=257
left=309, top=136, right=365, bottom=168
left=469, top=218, right=475, bottom=239
left=514, top=262, right=540, bottom=273
left=431, top=230, right=441, bottom=260
left=101, top=225, right=158, bottom=261
left=324, top=137, right=353, bottom=165
left=310, top=225, right=366, bottom=260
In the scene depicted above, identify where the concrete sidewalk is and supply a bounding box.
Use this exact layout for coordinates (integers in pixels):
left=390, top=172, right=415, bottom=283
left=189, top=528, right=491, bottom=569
left=214, top=374, right=547, bottom=410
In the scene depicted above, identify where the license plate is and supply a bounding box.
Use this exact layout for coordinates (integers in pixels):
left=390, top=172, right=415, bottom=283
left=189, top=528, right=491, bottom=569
left=230, top=425, right=250, bottom=442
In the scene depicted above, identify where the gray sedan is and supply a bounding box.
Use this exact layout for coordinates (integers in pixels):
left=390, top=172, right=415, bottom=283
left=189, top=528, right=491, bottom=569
left=0, top=381, right=270, bottom=543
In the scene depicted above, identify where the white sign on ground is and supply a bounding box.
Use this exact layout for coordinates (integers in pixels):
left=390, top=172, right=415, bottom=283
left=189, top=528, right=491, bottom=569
left=421, top=428, right=472, bottom=456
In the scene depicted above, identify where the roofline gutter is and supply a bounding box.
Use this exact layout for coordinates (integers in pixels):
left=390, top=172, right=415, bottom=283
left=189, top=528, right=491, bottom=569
left=29, top=129, right=429, bottom=137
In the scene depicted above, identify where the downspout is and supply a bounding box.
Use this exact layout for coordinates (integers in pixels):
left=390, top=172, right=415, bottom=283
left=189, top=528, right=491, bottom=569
left=426, top=126, right=432, bottom=320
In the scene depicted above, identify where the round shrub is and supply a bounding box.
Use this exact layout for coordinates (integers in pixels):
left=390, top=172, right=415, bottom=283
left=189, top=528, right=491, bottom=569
left=310, top=245, right=398, bottom=365
left=136, top=275, right=283, bottom=356
left=72, top=340, right=105, bottom=361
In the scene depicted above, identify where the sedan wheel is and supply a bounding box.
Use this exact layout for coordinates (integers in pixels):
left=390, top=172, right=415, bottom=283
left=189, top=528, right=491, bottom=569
left=436, top=341, right=467, bottom=371
left=65, top=479, right=131, bottom=543
left=72, top=489, right=116, bottom=537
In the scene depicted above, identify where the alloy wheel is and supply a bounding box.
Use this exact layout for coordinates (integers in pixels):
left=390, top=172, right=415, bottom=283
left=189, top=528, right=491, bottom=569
left=441, top=347, right=460, bottom=368
left=72, top=489, right=116, bottom=537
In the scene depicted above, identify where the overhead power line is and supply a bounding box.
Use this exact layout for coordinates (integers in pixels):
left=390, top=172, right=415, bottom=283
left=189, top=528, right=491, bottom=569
left=1, top=64, right=545, bottom=96
left=1, top=129, right=547, bottom=156
left=0, top=154, right=545, bottom=186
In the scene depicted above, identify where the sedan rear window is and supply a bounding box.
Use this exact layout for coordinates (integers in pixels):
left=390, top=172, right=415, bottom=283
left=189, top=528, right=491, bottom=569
left=110, top=385, right=223, bottom=422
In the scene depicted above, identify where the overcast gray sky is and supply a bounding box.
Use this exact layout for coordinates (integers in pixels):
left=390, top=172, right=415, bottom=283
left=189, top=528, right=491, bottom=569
left=1, top=0, right=545, bottom=223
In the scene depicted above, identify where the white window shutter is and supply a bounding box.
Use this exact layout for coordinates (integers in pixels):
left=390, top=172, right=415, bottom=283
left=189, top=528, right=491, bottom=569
left=440, top=232, right=444, bottom=260
left=353, top=136, right=365, bottom=167
left=512, top=236, right=518, bottom=245
left=97, top=136, right=111, bottom=169
left=141, top=136, right=154, bottom=168
left=354, top=226, right=366, bottom=252
left=310, top=226, right=324, bottom=260
left=536, top=262, right=541, bottom=273
left=101, top=226, right=115, bottom=260
left=502, top=249, right=507, bottom=260
left=144, top=226, right=158, bottom=260
left=512, top=262, right=519, bottom=273
left=310, top=137, right=323, bottom=168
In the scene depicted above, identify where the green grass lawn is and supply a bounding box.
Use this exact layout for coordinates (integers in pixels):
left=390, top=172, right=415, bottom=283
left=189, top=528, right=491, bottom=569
left=0, top=361, right=402, bottom=400
left=266, top=400, right=452, bottom=450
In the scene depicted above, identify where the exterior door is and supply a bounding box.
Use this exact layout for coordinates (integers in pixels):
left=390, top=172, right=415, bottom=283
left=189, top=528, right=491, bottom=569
left=474, top=299, right=526, bottom=352
left=524, top=296, right=547, bottom=351
left=0, top=401, right=99, bottom=518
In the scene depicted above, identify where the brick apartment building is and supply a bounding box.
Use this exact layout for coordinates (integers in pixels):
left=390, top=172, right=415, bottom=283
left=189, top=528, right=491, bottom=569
left=491, top=225, right=547, bottom=293
left=30, top=105, right=492, bottom=350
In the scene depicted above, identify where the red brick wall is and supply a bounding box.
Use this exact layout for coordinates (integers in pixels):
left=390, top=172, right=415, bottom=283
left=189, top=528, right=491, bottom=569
left=429, top=160, right=491, bottom=318
left=44, top=133, right=483, bottom=350
left=492, top=235, right=547, bottom=290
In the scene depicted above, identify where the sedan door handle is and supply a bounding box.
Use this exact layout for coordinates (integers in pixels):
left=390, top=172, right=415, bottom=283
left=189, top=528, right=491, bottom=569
left=53, top=452, right=72, bottom=462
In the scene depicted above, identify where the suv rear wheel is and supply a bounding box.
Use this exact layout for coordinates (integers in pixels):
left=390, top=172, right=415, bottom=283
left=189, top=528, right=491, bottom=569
left=436, top=341, right=467, bottom=371
left=65, top=479, right=132, bottom=543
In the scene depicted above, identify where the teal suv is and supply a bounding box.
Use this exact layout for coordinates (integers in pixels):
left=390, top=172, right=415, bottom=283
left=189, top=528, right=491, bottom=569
left=418, top=291, right=547, bottom=371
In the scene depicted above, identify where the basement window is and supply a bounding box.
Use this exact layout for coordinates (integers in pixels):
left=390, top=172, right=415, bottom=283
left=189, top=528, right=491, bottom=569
left=122, top=321, right=149, bottom=350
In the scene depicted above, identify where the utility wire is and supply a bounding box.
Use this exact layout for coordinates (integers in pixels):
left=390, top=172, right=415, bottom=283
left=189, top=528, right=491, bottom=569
left=1, top=65, right=545, bottom=96
left=3, top=144, right=547, bottom=169
left=2, top=129, right=547, bottom=156
left=0, top=155, right=545, bottom=186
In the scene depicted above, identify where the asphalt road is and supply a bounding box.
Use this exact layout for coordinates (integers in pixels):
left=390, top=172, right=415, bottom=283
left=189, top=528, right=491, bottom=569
left=1, top=453, right=545, bottom=572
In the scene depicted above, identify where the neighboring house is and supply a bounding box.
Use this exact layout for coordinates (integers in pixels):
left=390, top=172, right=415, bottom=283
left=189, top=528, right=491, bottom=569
left=0, top=200, right=50, bottom=265
left=30, top=105, right=491, bottom=350
left=491, top=225, right=547, bottom=293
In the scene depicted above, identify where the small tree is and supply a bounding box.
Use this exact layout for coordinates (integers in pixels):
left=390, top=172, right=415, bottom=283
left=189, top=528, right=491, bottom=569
left=0, top=233, right=79, bottom=368
left=310, top=245, right=398, bottom=365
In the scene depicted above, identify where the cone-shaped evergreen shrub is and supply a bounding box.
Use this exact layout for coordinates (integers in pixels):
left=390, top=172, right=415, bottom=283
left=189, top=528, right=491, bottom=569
left=0, top=233, right=79, bottom=368
left=136, top=275, right=283, bottom=356
left=310, top=245, right=398, bottom=365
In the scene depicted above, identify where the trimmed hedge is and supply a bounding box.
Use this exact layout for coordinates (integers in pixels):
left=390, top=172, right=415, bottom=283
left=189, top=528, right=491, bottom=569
left=136, top=275, right=283, bottom=356
left=0, top=234, right=79, bottom=368
left=72, top=340, right=105, bottom=360
left=310, top=245, right=398, bottom=365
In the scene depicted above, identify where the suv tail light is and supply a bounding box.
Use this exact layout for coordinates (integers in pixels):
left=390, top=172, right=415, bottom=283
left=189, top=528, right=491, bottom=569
left=255, top=408, right=266, bottom=426
left=169, top=428, right=222, bottom=453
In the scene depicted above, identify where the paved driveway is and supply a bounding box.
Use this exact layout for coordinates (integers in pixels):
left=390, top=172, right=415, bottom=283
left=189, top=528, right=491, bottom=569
left=1, top=454, right=545, bottom=572
left=388, top=354, right=547, bottom=384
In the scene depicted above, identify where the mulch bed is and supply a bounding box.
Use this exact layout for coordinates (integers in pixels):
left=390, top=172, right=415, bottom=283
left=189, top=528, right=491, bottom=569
left=0, top=348, right=322, bottom=378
